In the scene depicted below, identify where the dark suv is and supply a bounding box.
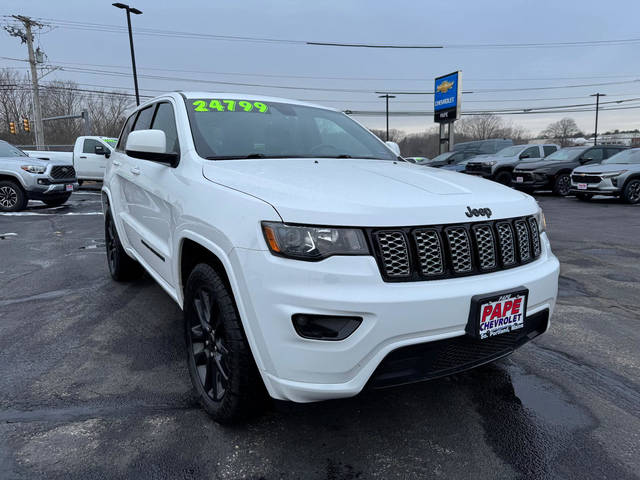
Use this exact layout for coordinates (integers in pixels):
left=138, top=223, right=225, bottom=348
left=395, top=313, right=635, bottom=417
left=512, top=145, right=628, bottom=196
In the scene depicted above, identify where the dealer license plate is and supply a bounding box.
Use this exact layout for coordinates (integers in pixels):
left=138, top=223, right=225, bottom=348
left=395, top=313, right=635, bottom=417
left=577, top=183, right=587, bottom=190
left=467, top=289, right=528, bottom=340
left=516, top=176, right=524, bottom=183
left=65, top=184, right=74, bottom=192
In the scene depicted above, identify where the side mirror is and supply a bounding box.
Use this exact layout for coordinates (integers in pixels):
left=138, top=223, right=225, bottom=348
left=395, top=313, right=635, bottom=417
left=385, top=141, right=401, bottom=156
left=94, top=145, right=106, bottom=155
left=125, top=129, right=178, bottom=167
left=581, top=156, right=593, bottom=163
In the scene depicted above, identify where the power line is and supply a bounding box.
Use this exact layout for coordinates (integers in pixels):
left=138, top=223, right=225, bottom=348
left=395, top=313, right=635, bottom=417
left=19, top=17, right=640, bottom=50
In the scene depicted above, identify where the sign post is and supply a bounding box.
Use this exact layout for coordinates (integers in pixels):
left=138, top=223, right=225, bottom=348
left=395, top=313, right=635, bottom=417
left=434, top=71, right=462, bottom=154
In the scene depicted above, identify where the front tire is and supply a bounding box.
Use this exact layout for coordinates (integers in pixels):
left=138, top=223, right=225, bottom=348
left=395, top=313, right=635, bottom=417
left=104, top=210, right=141, bottom=281
left=622, top=179, right=640, bottom=204
left=0, top=180, right=27, bottom=212
left=553, top=174, right=571, bottom=196
left=43, top=194, right=72, bottom=207
left=495, top=171, right=512, bottom=186
left=184, top=263, right=265, bottom=424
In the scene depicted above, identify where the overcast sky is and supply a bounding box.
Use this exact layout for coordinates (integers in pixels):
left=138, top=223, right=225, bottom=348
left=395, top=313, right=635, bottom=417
left=2, top=0, right=640, bottom=137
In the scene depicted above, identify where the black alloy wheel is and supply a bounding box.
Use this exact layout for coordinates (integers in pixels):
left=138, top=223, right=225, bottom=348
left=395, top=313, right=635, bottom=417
left=104, top=210, right=141, bottom=281
left=0, top=181, right=26, bottom=212
left=623, top=179, right=640, bottom=204
left=184, top=263, right=265, bottom=423
left=187, top=285, right=230, bottom=403
left=554, top=174, right=571, bottom=196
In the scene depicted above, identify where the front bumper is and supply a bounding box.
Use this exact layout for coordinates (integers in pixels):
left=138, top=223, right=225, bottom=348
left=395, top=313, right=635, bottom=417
left=512, top=171, right=551, bottom=189
left=231, top=233, right=559, bottom=403
left=26, top=179, right=78, bottom=200
left=570, top=177, right=621, bottom=196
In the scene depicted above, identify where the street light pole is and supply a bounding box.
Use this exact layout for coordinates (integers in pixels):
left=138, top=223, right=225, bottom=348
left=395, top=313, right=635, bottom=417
left=113, top=3, right=142, bottom=106
left=590, top=93, right=606, bottom=146
left=378, top=94, right=396, bottom=141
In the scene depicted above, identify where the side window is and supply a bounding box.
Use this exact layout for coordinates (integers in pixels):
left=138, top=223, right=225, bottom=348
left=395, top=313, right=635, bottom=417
left=83, top=138, right=103, bottom=154
left=586, top=148, right=604, bottom=161
left=116, top=113, right=137, bottom=151
left=522, top=146, right=540, bottom=158
left=543, top=145, right=557, bottom=156
left=151, top=102, right=180, bottom=155
left=133, top=105, right=155, bottom=131
left=604, top=148, right=621, bottom=158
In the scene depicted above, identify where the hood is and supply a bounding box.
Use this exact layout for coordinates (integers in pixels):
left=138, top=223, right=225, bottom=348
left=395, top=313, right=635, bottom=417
left=573, top=163, right=636, bottom=174
left=0, top=155, right=69, bottom=166
left=24, top=153, right=73, bottom=166
left=202, top=158, right=538, bottom=226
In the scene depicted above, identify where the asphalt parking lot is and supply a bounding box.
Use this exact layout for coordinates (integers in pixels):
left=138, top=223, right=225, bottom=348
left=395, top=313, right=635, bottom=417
left=0, top=189, right=638, bottom=480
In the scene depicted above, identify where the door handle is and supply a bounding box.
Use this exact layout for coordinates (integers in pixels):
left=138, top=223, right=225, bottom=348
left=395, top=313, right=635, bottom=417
left=112, top=160, right=121, bottom=166
left=130, top=167, right=141, bottom=175
left=79, top=156, right=87, bottom=159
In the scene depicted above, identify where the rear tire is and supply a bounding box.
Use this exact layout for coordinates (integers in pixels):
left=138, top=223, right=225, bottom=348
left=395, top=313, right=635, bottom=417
left=104, top=210, right=142, bottom=281
left=553, top=174, right=571, bottom=196
left=576, top=193, right=593, bottom=201
left=184, top=263, right=265, bottom=424
left=43, top=194, right=71, bottom=207
left=622, top=179, right=640, bottom=204
left=0, top=180, right=27, bottom=212
left=495, top=171, right=512, bottom=186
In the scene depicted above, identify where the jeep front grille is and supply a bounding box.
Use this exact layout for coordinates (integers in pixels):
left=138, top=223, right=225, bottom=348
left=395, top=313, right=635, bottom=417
left=369, top=216, right=541, bottom=282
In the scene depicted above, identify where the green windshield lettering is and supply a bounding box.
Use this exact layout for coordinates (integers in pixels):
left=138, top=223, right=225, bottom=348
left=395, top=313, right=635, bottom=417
left=191, top=99, right=269, bottom=113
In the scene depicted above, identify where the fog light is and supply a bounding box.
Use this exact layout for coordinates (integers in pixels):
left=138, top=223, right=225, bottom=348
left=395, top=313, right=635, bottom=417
left=292, top=314, right=362, bottom=341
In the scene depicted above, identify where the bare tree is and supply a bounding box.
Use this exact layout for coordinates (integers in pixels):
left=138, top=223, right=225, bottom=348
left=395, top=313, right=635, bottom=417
left=455, top=114, right=503, bottom=140
left=541, top=118, right=582, bottom=147
left=0, top=68, right=133, bottom=148
left=369, top=128, right=404, bottom=143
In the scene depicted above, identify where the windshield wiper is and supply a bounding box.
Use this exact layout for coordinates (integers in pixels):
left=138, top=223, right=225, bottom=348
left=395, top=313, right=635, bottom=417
left=205, top=153, right=272, bottom=160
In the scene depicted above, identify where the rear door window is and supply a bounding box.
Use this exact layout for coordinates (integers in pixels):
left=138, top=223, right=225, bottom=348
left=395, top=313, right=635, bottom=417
left=604, top=148, right=622, bottom=158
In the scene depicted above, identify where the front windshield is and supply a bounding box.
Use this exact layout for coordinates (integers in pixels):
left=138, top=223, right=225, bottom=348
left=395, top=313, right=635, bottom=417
left=430, top=152, right=453, bottom=163
left=186, top=98, right=396, bottom=161
left=497, top=146, right=524, bottom=157
left=602, top=149, right=640, bottom=165
left=545, top=148, right=587, bottom=161
left=0, top=142, right=27, bottom=157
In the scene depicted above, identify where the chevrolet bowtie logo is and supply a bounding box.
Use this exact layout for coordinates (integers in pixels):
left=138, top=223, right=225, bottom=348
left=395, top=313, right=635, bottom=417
left=437, top=80, right=454, bottom=94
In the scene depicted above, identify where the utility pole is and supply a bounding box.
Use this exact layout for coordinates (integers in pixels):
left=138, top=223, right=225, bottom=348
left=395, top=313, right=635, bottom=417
left=4, top=16, right=47, bottom=150
left=378, top=94, right=396, bottom=141
left=590, top=92, right=606, bottom=146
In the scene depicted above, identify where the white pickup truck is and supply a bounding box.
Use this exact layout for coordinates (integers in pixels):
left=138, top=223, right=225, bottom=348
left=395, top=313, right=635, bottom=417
left=26, top=136, right=116, bottom=183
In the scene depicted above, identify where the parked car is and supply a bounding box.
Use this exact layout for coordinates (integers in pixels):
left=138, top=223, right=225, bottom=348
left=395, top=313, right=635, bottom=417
left=465, top=144, right=559, bottom=185
left=0, top=140, right=78, bottom=212
left=570, top=148, right=640, bottom=204
left=512, top=145, right=628, bottom=196
left=454, top=138, right=513, bottom=155
left=428, top=150, right=478, bottom=168
left=25, top=136, right=116, bottom=183
left=103, top=92, right=559, bottom=423
left=404, top=156, right=431, bottom=165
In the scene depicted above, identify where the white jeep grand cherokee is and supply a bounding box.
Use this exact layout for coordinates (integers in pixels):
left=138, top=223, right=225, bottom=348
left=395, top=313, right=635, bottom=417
left=102, top=92, right=559, bottom=423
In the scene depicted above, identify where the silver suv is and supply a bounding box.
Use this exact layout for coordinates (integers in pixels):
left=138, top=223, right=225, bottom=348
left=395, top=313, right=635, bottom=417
left=465, top=144, right=559, bottom=185
left=570, top=148, right=640, bottom=204
left=0, top=140, right=78, bottom=212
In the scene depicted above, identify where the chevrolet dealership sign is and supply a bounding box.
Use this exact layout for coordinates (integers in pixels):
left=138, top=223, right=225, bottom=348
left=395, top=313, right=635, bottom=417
left=434, top=71, right=462, bottom=123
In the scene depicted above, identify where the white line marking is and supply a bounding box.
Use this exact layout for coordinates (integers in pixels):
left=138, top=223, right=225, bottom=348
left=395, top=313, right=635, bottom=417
left=0, top=233, right=18, bottom=237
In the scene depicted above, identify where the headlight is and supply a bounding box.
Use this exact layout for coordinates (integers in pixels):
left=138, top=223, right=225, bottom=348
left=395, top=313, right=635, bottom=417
left=535, top=208, right=546, bottom=233
left=483, top=161, right=497, bottom=166
left=21, top=165, right=46, bottom=174
left=601, top=170, right=627, bottom=178
left=262, top=222, right=369, bottom=260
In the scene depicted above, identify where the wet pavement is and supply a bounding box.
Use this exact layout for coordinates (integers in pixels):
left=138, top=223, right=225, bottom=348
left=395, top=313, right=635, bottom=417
left=0, top=189, right=639, bottom=479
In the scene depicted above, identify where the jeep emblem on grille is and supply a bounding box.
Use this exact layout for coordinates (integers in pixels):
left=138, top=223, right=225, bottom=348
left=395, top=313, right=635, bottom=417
left=465, top=206, right=492, bottom=219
